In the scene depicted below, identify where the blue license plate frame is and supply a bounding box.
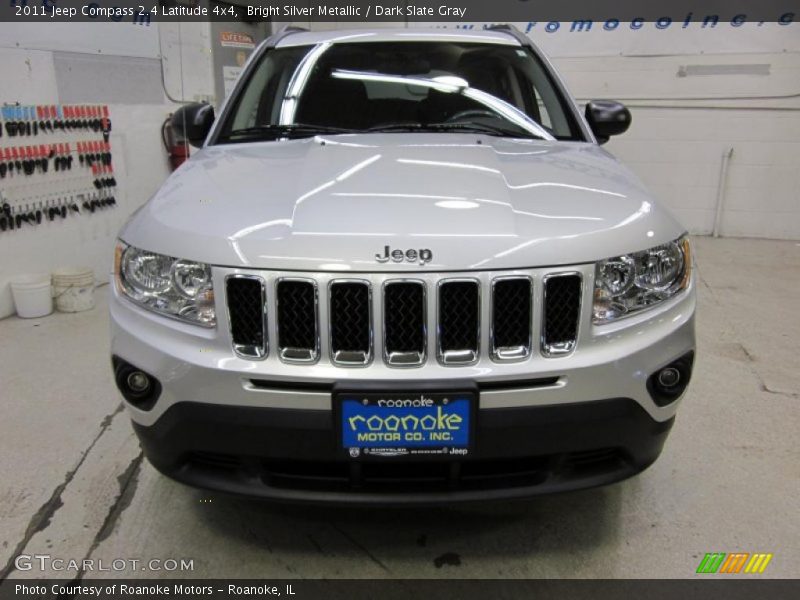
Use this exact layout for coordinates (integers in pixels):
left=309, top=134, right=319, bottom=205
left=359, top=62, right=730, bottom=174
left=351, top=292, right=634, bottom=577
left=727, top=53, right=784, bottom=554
left=335, top=388, right=476, bottom=460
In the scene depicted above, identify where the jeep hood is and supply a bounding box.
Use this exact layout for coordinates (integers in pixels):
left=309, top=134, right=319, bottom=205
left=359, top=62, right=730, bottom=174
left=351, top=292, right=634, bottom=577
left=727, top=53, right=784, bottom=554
left=121, top=134, right=685, bottom=272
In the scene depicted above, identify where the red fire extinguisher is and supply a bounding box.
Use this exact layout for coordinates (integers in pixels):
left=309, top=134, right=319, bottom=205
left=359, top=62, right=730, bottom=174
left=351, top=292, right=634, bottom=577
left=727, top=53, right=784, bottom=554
left=162, top=115, right=189, bottom=171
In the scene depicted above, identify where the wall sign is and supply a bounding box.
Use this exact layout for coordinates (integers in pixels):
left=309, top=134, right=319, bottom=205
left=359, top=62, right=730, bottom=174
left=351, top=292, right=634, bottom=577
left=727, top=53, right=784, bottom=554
left=220, top=31, right=256, bottom=49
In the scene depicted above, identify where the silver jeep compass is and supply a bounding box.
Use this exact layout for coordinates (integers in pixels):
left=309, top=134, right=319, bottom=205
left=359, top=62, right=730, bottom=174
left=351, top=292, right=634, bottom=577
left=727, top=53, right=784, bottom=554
left=110, top=26, right=695, bottom=504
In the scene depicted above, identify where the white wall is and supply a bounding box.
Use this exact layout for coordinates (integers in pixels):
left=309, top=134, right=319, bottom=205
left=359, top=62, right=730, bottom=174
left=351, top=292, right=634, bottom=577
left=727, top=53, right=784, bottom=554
left=0, top=21, right=216, bottom=318
left=560, top=52, right=800, bottom=239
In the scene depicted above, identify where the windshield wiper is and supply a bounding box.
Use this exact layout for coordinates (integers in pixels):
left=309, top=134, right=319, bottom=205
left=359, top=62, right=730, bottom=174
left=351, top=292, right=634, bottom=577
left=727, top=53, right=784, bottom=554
left=365, top=122, right=542, bottom=139
left=219, top=123, right=353, bottom=142
left=364, top=123, right=426, bottom=133
left=428, top=122, right=543, bottom=139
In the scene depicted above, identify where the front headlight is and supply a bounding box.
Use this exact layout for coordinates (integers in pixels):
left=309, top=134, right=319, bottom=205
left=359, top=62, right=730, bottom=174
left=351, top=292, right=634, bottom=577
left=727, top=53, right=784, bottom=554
left=114, top=242, right=215, bottom=327
left=593, top=236, right=691, bottom=324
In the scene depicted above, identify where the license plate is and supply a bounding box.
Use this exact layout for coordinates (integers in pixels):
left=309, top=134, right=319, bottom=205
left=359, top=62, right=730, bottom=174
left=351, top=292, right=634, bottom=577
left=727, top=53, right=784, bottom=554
left=336, top=390, right=474, bottom=459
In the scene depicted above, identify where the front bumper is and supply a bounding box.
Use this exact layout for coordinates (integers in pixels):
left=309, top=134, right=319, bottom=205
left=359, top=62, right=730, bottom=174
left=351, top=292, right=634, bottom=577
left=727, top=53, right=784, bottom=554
left=133, top=398, right=673, bottom=505
left=110, top=271, right=695, bottom=503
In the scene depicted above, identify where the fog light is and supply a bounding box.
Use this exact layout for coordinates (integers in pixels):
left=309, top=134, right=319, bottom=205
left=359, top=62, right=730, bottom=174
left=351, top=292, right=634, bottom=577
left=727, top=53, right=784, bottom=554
left=647, top=352, right=694, bottom=407
left=657, top=367, right=681, bottom=388
left=126, top=371, right=151, bottom=394
left=112, top=356, right=161, bottom=411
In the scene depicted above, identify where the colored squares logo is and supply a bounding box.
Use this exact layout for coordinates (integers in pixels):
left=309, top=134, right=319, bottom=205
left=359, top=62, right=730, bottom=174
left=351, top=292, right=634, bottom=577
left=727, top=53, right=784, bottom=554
left=696, top=552, right=773, bottom=574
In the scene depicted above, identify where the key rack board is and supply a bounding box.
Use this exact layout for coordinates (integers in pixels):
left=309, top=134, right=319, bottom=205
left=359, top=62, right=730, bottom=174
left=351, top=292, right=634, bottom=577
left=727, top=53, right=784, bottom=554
left=0, top=104, right=117, bottom=233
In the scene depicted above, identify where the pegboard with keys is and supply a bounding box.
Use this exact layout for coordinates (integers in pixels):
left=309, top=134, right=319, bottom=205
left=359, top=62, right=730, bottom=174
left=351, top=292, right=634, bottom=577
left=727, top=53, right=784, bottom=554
left=0, top=103, right=117, bottom=233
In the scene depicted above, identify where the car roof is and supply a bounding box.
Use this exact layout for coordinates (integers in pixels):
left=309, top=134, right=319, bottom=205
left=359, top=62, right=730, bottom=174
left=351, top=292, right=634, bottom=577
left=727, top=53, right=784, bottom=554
left=274, top=27, right=522, bottom=48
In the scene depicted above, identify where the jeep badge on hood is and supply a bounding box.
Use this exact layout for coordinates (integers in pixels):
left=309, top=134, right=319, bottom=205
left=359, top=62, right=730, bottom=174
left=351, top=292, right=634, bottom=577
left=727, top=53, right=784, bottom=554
left=375, top=246, right=433, bottom=265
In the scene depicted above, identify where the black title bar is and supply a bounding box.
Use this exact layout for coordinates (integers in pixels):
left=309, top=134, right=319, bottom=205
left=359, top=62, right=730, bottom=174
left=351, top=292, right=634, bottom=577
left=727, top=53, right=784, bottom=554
left=0, top=1, right=797, bottom=23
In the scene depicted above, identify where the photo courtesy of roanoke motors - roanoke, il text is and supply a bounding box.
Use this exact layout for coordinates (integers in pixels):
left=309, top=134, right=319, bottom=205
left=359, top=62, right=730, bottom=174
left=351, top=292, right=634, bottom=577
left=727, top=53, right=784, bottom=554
left=13, top=583, right=298, bottom=597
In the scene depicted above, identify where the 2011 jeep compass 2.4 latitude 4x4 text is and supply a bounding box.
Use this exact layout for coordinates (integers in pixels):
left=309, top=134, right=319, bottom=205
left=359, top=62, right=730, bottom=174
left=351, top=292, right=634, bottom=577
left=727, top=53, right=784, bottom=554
left=111, top=26, right=695, bottom=504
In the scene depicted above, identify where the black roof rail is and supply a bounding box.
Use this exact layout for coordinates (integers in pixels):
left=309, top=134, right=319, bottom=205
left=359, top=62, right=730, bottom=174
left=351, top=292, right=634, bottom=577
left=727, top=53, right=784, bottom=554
left=261, top=25, right=308, bottom=50
left=278, top=25, right=309, bottom=34
left=485, top=23, right=532, bottom=48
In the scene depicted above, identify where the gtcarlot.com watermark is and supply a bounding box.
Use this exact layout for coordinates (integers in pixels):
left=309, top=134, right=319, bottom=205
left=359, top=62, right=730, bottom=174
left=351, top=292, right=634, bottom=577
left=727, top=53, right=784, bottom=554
left=14, top=553, right=194, bottom=573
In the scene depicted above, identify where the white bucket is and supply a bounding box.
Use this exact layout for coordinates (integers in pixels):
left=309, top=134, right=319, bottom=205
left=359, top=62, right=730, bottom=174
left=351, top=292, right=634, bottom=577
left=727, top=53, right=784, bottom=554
left=52, top=267, right=96, bottom=313
left=10, top=273, right=53, bottom=318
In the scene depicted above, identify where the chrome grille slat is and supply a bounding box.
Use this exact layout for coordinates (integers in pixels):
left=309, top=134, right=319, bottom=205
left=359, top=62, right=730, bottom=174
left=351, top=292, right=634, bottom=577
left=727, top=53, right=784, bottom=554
left=383, top=280, right=426, bottom=367
left=437, top=279, right=480, bottom=365
left=275, top=279, right=319, bottom=363
left=541, top=273, right=582, bottom=357
left=225, top=275, right=267, bottom=359
left=491, top=277, right=532, bottom=362
left=329, top=280, right=372, bottom=366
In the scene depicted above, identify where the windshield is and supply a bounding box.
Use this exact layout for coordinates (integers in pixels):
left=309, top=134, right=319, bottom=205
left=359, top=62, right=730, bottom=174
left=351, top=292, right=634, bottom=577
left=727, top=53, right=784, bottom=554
left=215, top=41, right=583, bottom=143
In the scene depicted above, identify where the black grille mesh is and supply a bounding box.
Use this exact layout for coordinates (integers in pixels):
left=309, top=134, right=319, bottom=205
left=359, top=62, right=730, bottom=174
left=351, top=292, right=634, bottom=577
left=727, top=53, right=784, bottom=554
left=276, top=280, right=317, bottom=350
left=439, top=281, right=479, bottom=352
left=493, top=278, right=532, bottom=350
left=226, top=277, right=264, bottom=350
left=330, top=282, right=371, bottom=354
left=543, top=275, right=582, bottom=349
left=384, top=282, right=425, bottom=354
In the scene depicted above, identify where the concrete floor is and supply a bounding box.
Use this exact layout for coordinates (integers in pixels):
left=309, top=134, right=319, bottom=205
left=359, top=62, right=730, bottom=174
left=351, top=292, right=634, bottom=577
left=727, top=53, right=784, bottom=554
left=0, top=236, right=798, bottom=580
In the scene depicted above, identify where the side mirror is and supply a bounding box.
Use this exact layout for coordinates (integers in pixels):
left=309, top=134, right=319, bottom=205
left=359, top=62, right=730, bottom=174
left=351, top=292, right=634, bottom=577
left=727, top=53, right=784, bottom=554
left=585, top=100, right=631, bottom=144
left=171, top=103, right=215, bottom=147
